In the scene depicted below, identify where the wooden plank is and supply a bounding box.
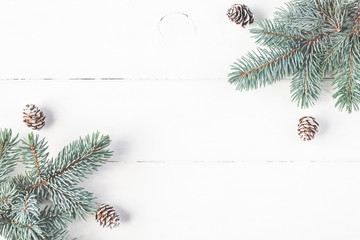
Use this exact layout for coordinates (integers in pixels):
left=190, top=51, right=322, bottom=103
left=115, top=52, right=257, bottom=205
left=0, top=0, right=287, bottom=78
left=0, top=80, right=358, bottom=162
left=70, top=163, right=360, bottom=240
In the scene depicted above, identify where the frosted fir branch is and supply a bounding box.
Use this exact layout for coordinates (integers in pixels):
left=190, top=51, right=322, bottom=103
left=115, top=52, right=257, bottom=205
left=257, top=29, right=302, bottom=41
left=0, top=130, right=113, bottom=239
left=305, top=32, right=331, bottom=52
left=333, top=36, right=360, bottom=113
left=229, top=32, right=330, bottom=92
left=0, top=218, right=43, bottom=240
left=291, top=55, right=323, bottom=108
left=25, top=132, right=112, bottom=193
left=38, top=206, right=73, bottom=239
left=0, top=129, right=19, bottom=184
left=47, top=184, right=96, bottom=220
left=314, top=0, right=347, bottom=32
left=352, top=5, right=360, bottom=34
left=0, top=182, right=17, bottom=211
left=40, top=206, right=70, bottom=224
left=274, top=0, right=324, bottom=30
left=331, top=5, right=360, bottom=113
left=0, top=196, right=9, bottom=203
left=11, top=193, right=40, bottom=225
left=229, top=47, right=302, bottom=91
left=229, top=0, right=360, bottom=112
left=20, top=133, right=49, bottom=183
left=324, top=33, right=351, bottom=71
left=46, top=132, right=112, bottom=187
left=251, top=19, right=303, bottom=48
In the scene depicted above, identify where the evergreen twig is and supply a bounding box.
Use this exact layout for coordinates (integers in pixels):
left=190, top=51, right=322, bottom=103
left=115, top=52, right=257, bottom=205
left=0, top=129, right=113, bottom=240
left=229, top=0, right=360, bottom=113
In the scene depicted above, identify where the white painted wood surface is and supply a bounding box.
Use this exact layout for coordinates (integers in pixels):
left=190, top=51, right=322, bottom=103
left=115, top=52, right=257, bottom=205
left=0, top=0, right=286, bottom=78
left=0, top=81, right=360, bottom=240
left=1, top=0, right=360, bottom=239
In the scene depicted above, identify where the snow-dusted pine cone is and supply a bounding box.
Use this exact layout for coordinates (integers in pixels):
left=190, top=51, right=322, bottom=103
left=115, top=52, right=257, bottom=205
left=23, top=104, right=46, bottom=130
left=95, top=204, right=120, bottom=229
left=298, top=116, right=319, bottom=141
left=227, top=4, right=254, bottom=27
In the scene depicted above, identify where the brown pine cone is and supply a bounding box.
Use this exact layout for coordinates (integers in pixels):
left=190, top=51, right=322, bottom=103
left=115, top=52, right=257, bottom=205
left=23, top=104, right=46, bottom=130
left=95, top=204, right=120, bottom=229
left=227, top=4, right=254, bottom=27
left=298, top=116, right=319, bottom=141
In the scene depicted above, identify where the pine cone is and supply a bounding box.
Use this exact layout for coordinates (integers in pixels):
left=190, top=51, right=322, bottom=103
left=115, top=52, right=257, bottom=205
left=23, top=104, right=46, bottom=130
left=298, top=116, right=319, bottom=141
left=95, top=204, right=120, bottom=229
left=227, top=4, right=254, bottom=27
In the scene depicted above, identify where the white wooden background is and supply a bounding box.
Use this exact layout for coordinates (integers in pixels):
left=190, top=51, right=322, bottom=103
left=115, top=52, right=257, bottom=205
left=1, top=0, right=360, bottom=239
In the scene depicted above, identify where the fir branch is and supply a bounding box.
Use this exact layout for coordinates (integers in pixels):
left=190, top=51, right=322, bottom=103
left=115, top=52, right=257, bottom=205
left=0, top=183, right=17, bottom=209
left=229, top=32, right=329, bottom=92
left=26, top=133, right=112, bottom=193
left=274, top=0, right=324, bottom=30
left=229, top=0, right=360, bottom=111
left=41, top=213, right=63, bottom=222
left=20, top=133, right=49, bottom=183
left=46, top=132, right=112, bottom=187
left=47, top=184, right=96, bottom=220
left=49, top=148, right=98, bottom=181
left=1, top=220, right=34, bottom=230
left=352, top=5, right=360, bottom=34
left=0, top=196, right=9, bottom=202
left=324, top=33, right=351, bottom=70
left=333, top=36, right=360, bottom=112
left=291, top=55, right=323, bottom=108
left=251, top=19, right=303, bottom=48
left=0, top=129, right=19, bottom=184
left=11, top=193, right=40, bottom=225
left=30, top=145, right=42, bottom=180
left=11, top=174, right=40, bottom=195
left=1, top=131, right=113, bottom=239
left=315, top=0, right=344, bottom=32
left=49, top=185, right=84, bottom=207
left=240, top=48, right=299, bottom=77
left=307, top=32, right=330, bottom=47
left=303, top=31, right=332, bottom=54
left=0, top=219, right=43, bottom=240
left=259, top=30, right=302, bottom=41
left=26, top=181, right=48, bottom=192
left=331, top=5, right=360, bottom=113
left=229, top=47, right=302, bottom=91
left=38, top=206, right=72, bottom=240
